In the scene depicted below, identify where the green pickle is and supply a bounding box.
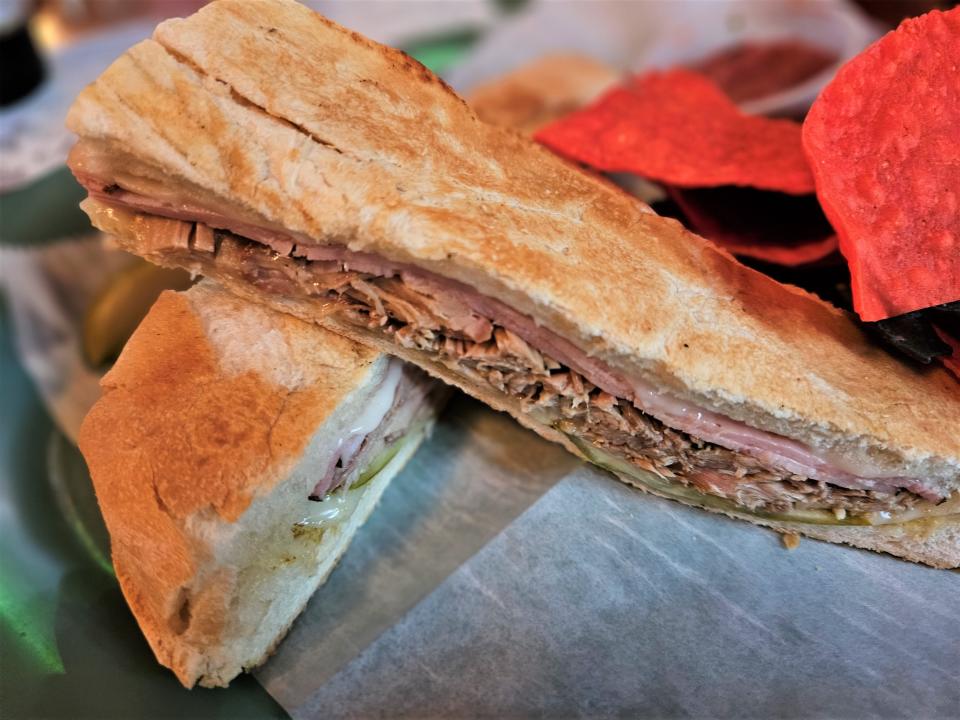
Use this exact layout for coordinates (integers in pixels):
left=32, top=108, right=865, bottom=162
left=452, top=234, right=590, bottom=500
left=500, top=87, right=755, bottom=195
left=350, top=437, right=406, bottom=491
left=293, top=427, right=424, bottom=542
left=564, top=434, right=956, bottom=528
left=317, top=424, right=424, bottom=504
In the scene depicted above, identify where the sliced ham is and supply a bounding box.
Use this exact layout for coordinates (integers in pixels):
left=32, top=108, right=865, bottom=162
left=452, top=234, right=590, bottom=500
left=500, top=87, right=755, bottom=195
left=308, top=359, right=410, bottom=499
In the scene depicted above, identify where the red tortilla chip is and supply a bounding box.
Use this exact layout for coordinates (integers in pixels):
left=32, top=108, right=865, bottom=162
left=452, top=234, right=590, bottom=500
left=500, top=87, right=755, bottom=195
left=689, top=40, right=837, bottom=104
left=802, top=8, right=960, bottom=321
left=535, top=69, right=815, bottom=194
left=669, top=186, right=838, bottom=266
left=707, top=233, right=838, bottom=267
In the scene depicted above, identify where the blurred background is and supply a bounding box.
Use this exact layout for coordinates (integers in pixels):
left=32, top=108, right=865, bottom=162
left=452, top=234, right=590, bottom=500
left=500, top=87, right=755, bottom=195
left=1, top=1, right=954, bottom=718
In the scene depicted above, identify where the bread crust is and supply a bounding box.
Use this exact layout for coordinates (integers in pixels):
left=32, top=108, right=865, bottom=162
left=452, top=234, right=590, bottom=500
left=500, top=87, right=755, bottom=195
left=78, top=282, right=412, bottom=686
left=66, top=0, right=960, bottom=488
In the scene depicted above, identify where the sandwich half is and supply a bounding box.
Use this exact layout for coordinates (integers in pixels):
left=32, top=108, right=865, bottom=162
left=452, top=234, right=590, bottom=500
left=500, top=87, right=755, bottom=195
left=67, top=0, right=959, bottom=567
left=79, top=280, right=445, bottom=687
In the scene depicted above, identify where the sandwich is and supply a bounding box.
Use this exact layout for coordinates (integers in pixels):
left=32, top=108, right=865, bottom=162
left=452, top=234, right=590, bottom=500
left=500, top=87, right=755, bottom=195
left=67, top=0, right=959, bottom=567
left=79, top=280, right=446, bottom=687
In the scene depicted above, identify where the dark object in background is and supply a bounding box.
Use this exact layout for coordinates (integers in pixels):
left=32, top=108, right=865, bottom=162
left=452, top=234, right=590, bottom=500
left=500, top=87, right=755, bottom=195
left=651, top=195, right=849, bottom=303
left=689, top=40, right=836, bottom=105
left=741, top=255, right=853, bottom=313
left=0, top=23, right=45, bottom=106
left=870, top=302, right=960, bottom=364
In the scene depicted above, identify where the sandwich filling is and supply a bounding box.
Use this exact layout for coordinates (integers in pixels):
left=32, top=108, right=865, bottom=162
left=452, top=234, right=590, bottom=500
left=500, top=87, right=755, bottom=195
left=76, top=187, right=957, bottom=526
left=309, top=359, right=441, bottom=502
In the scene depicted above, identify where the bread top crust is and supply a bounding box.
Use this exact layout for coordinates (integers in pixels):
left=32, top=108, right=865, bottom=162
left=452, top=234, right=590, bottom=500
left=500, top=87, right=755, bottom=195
left=67, top=0, right=960, bottom=479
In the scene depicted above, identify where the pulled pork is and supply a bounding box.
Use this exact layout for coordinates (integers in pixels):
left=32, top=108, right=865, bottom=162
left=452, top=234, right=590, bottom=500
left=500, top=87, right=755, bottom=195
left=202, top=229, right=923, bottom=518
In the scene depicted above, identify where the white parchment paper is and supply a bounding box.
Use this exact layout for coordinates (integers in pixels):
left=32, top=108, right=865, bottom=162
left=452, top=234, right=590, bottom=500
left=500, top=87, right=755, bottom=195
left=264, top=410, right=959, bottom=718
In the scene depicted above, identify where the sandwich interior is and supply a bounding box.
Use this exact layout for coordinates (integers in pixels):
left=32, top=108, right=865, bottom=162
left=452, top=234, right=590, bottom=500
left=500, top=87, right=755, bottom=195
left=78, top=197, right=960, bottom=542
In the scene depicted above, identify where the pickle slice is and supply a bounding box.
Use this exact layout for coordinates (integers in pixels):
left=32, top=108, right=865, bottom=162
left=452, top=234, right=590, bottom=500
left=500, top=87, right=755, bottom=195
left=350, top=437, right=406, bottom=491
left=564, top=434, right=960, bottom=528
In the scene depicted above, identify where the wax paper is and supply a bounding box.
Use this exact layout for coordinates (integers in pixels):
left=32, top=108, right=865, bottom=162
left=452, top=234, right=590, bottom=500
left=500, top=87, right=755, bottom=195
left=259, top=405, right=959, bottom=719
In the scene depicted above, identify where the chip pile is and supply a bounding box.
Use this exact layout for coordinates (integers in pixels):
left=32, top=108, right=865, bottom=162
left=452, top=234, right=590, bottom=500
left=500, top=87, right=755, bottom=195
left=667, top=187, right=837, bottom=266
left=535, top=69, right=834, bottom=266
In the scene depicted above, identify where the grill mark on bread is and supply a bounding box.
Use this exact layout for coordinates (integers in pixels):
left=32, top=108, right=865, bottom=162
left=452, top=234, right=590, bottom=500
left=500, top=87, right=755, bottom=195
left=150, top=461, right=173, bottom=516
left=97, top=50, right=199, bottom=173
left=216, top=0, right=466, bottom=105
left=155, top=40, right=352, bottom=160
left=154, top=38, right=440, bottom=181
